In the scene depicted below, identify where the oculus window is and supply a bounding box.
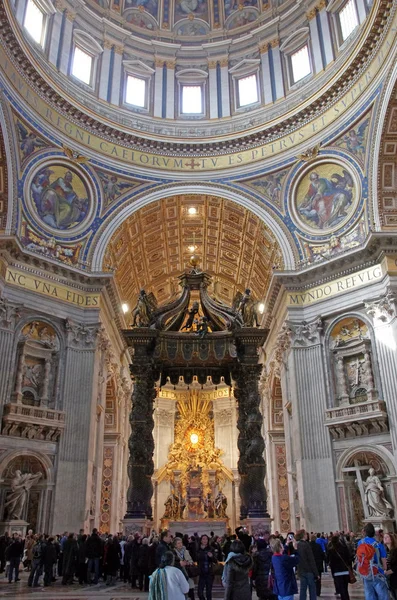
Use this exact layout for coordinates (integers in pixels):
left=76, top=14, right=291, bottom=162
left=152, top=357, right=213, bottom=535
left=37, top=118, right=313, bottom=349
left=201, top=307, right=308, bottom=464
left=339, top=0, right=359, bottom=41
left=238, top=74, right=259, bottom=107
left=71, top=46, right=93, bottom=85
left=291, top=45, right=311, bottom=83
left=181, top=86, right=202, bottom=114
left=126, top=75, right=146, bottom=108
left=24, top=0, right=46, bottom=45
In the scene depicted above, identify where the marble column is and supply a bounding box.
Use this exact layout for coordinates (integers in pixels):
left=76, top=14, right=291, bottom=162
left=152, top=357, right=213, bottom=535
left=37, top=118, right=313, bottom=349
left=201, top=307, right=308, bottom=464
left=233, top=365, right=268, bottom=519
left=125, top=364, right=157, bottom=519
left=0, top=298, right=20, bottom=409
left=52, top=320, right=101, bottom=533
left=285, top=318, right=339, bottom=532
left=40, top=357, right=51, bottom=405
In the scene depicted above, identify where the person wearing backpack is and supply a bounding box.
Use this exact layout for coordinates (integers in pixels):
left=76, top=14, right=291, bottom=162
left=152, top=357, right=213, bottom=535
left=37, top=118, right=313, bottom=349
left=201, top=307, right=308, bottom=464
left=356, top=523, right=389, bottom=600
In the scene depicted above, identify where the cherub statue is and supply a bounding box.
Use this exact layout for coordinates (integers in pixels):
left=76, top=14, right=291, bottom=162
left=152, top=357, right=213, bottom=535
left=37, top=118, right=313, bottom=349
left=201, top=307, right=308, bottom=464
left=196, top=316, right=209, bottom=338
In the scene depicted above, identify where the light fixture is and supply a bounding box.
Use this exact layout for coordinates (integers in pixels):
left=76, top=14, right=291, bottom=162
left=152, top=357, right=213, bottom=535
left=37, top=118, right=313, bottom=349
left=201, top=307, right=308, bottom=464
left=258, top=303, right=265, bottom=314
left=190, top=433, right=199, bottom=445
left=122, top=303, right=129, bottom=314
left=188, top=245, right=197, bottom=252
left=188, top=207, right=197, bottom=215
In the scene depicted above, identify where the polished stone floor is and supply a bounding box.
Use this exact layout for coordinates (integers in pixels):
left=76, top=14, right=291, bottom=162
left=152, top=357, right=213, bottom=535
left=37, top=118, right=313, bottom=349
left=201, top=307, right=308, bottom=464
left=0, top=570, right=365, bottom=599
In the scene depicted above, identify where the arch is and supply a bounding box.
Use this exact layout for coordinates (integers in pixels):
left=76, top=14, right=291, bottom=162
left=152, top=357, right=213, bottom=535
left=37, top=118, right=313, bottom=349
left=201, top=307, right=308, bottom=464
left=0, top=449, right=54, bottom=485
left=91, top=184, right=297, bottom=271
left=370, top=60, right=397, bottom=229
left=335, top=444, right=396, bottom=481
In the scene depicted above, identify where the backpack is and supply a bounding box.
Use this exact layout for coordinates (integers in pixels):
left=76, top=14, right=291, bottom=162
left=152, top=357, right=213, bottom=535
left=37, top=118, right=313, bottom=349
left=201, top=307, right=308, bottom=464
left=356, top=541, right=380, bottom=579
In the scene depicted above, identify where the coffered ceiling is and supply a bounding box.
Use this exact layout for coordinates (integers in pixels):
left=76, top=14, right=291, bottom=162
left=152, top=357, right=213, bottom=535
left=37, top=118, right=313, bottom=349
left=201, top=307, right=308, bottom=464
left=378, top=80, right=397, bottom=229
left=105, top=195, right=283, bottom=312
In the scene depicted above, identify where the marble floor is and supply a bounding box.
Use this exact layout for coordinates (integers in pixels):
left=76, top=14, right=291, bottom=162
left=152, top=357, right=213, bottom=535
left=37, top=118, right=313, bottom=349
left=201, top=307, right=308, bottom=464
left=0, top=571, right=365, bottom=599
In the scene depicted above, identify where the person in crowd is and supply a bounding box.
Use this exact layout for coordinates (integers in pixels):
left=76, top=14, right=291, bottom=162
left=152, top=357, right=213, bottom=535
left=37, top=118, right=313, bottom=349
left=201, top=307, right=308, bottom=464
left=271, top=537, right=300, bottom=600
left=138, top=537, right=150, bottom=592
left=384, top=532, right=397, bottom=600
left=62, top=532, right=78, bottom=585
left=27, top=534, right=45, bottom=587
left=284, top=533, right=296, bottom=557
left=173, top=536, right=195, bottom=600
left=148, top=534, right=159, bottom=575
left=222, top=538, right=252, bottom=600
left=295, top=529, right=319, bottom=600
left=327, top=534, right=351, bottom=600
left=310, top=535, right=324, bottom=596
left=197, top=534, right=217, bottom=600
left=149, top=550, right=189, bottom=600
left=119, top=535, right=127, bottom=583
left=24, top=531, right=35, bottom=571
left=104, top=534, right=121, bottom=586
left=58, top=531, right=68, bottom=576
left=130, top=533, right=142, bottom=588
left=156, top=530, right=172, bottom=568
left=0, top=531, right=10, bottom=574
left=6, top=533, right=24, bottom=584
left=252, top=538, right=275, bottom=600
left=237, top=527, right=252, bottom=552
left=76, top=534, right=87, bottom=585
left=357, top=523, right=389, bottom=600
left=85, top=527, right=103, bottom=585
left=42, top=537, right=57, bottom=587
left=315, top=533, right=328, bottom=573
left=211, top=536, right=224, bottom=562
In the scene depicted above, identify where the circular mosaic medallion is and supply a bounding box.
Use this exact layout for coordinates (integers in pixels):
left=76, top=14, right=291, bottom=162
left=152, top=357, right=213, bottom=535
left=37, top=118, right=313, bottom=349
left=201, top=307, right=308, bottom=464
left=27, top=161, right=95, bottom=235
left=291, top=159, right=360, bottom=235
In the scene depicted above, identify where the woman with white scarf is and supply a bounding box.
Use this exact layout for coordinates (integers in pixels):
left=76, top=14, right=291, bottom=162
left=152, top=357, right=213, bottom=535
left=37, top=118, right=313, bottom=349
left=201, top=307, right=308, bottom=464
left=149, top=550, right=189, bottom=600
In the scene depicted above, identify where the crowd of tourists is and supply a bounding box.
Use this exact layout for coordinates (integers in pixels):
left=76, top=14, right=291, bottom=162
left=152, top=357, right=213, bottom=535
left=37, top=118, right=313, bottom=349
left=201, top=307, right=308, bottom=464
left=0, top=522, right=396, bottom=600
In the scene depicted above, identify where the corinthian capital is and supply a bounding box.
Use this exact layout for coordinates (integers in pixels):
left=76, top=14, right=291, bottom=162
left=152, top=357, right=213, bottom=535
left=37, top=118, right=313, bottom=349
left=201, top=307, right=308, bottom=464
left=0, top=297, right=21, bottom=331
left=364, top=289, right=396, bottom=323
left=289, top=317, right=323, bottom=347
left=65, top=319, right=102, bottom=349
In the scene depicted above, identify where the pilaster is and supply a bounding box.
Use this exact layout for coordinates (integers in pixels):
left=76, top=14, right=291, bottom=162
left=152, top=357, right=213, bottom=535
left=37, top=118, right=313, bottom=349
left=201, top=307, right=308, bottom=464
left=0, top=297, right=20, bottom=409
left=259, top=45, right=273, bottom=105
left=110, top=45, right=123, bottom=106
left=154, top=59, right=164, bottom=118
left=285, top=317, right=339, bottom=532
left=99, top=42, right=112, bottom=102
left=318, top=6, right=334, bottom=65
left=59, top=11, right=74, bottom=76
left=51, top=319, right=102, bottom=533
left=208, top=62, right=218, bottom=119
left=269, top=40, right=284, bottom=101
left=219, top=59, right=230, bottom=118
left=48, top=9, right=64, bottom=67
left=165, top=60, right=175, bottom=119
left=308, top=11, right=324, bottom=74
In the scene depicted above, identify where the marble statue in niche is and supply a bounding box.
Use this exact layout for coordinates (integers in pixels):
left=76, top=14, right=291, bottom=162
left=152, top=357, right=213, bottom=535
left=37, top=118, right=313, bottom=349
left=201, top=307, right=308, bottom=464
left=30, top=165, right=90, bottom=231
left=4, top=471, right=42, bottom=520
left=295, top=163, right=357, bottom=232
left=358, top=468, right=393, bottom=518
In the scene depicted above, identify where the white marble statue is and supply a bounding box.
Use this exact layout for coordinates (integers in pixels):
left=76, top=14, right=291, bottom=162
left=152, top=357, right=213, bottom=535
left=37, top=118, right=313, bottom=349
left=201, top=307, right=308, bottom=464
left=4, top=470, right=42, bottom=520
left=362, top=468, right=393, bottom=518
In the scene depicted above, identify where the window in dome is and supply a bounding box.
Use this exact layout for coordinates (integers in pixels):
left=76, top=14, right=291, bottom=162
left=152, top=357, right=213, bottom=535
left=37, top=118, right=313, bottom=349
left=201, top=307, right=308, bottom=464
left=237, top=74, right=259, bottom=107
left=24, top=0, right=46, bottom=46
left=291, top=45, right=312, bottom=83
left=181, top=86, right=203, bottom=114
left=339, top=0, right=359, bottom=41
left=126, top=76, right=146, bottom=108
left=71, top=47, right=93, bottom=85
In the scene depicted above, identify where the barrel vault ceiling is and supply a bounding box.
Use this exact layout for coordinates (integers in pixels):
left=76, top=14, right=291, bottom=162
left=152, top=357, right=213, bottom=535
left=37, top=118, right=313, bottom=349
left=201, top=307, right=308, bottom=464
left=105, top=195, right=283, bottom=311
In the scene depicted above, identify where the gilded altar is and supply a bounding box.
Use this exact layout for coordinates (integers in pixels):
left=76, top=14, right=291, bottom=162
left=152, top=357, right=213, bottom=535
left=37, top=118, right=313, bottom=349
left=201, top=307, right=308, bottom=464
left=156, top=388, right=233, bottom=528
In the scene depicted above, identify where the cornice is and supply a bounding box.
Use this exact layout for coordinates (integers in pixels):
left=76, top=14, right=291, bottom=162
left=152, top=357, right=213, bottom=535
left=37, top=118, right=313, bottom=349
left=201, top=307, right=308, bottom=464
left=0, top=0, right=394, bottom=156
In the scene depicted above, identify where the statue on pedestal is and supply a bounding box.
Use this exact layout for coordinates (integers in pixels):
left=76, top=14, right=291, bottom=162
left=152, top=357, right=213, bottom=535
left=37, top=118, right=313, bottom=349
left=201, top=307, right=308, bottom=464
left=362, top=468, right=393, bottom=518
left=4, top=471, right=42, bottom=520
left=215, top=490, right=228, bottom=518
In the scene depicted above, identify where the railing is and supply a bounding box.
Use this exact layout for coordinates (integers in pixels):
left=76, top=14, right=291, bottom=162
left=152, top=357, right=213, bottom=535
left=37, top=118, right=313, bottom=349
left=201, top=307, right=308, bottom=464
left=3, top=403, right=65, bottom=423
left=325, top=399, right=387, bottom=421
